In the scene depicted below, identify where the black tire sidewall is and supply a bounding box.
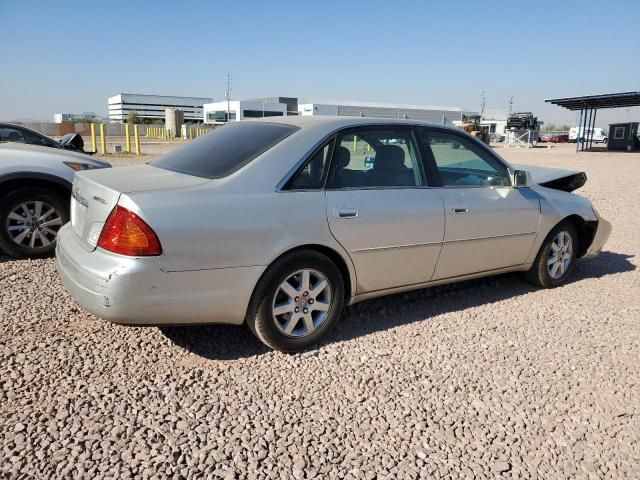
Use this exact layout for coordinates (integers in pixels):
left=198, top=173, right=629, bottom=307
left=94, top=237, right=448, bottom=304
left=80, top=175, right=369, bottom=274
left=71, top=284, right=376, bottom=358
left=0, top=188, right=69, bottom=259
left=249, top=251, right=345, bottom=352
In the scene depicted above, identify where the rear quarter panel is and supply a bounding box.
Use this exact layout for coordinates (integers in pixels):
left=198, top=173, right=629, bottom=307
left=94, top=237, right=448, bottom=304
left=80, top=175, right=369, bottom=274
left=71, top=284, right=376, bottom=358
left=123, top=187, right=354, bottom=276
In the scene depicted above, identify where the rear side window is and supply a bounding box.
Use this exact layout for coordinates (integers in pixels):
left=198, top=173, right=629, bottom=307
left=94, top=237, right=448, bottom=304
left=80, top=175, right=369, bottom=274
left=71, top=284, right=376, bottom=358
left=153, top=122, right=299, bottom=179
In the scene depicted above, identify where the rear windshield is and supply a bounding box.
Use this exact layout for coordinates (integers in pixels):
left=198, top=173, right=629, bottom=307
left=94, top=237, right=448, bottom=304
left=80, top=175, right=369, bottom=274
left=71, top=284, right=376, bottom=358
left=152, top=122, right=299, bottom=179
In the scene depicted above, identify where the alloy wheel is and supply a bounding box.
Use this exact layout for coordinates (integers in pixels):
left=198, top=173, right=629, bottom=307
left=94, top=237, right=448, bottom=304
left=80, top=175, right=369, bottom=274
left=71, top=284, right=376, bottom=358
left=547, top=230, right=573, bottom=280
left=6, top=200, right=63, bottom=249
left=272, top=269, right=332, bottom=337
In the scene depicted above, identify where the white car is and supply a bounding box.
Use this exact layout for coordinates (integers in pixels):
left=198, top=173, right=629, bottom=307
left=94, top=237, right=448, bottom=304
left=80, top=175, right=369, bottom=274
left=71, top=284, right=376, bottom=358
left=0, top=142, right=110, bottom=258
left=56, top=117, right=610, bottom=351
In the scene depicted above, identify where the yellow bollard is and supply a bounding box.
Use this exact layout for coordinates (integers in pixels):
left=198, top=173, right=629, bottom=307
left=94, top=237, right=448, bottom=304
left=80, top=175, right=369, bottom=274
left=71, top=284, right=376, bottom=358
left=125, top=124, right=131, bottom=153
left=134, top=125, right=141, bottom=156
left=91, top=123, right=97, bottom=153
left=99, top=124, right=106, bottom=155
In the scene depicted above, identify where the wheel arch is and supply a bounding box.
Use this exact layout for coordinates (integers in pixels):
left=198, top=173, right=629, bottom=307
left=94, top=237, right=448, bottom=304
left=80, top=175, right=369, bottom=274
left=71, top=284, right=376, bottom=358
left=561, top=214, right=597, bottom=258
left=0, top=173, right=72, bottom=203
left=255, top=243, right=355, bottom=304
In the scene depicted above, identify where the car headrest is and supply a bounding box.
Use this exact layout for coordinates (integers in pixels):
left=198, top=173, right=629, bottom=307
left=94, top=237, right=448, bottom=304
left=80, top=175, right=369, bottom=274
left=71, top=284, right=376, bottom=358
left=334, top=146, right=351, bottom=168
left=374, top=145, right=405, bottom=170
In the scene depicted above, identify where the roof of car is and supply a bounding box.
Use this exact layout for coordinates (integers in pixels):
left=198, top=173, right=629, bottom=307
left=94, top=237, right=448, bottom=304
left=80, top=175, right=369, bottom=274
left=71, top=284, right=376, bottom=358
left=247, top=115, right=460, bottom=131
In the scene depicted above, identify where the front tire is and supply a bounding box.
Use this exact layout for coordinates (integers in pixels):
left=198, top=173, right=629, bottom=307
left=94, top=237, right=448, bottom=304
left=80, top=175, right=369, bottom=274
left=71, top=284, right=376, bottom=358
left=0, top=188, right=69, bottom=259
left=246, top=250, right=345, bottom=352
left=525, top=221, right=578, bottom=288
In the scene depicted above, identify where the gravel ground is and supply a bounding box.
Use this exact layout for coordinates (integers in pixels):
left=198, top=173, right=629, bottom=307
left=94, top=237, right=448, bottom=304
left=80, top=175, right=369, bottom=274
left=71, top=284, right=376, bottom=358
left=1, top=143, right=638, bottom=479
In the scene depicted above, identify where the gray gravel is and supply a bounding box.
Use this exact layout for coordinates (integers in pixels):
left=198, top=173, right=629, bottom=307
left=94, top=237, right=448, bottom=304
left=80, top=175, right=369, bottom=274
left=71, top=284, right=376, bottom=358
left=1, top=144, right=639, bottom=479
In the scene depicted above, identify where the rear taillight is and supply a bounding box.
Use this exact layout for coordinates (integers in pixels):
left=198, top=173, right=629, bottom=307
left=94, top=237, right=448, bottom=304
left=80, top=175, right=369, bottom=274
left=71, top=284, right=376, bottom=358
left=97, top=206, right=162, bottom=256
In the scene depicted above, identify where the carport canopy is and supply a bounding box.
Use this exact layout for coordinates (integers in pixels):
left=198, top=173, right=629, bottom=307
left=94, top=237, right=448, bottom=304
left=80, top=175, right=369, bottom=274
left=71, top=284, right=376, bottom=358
left=545, top=91, right=640, bottom=151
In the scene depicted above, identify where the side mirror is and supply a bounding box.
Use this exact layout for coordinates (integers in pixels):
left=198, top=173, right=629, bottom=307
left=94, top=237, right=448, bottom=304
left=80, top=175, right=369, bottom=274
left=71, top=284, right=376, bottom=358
left=513, top=170, right=532, bottom=188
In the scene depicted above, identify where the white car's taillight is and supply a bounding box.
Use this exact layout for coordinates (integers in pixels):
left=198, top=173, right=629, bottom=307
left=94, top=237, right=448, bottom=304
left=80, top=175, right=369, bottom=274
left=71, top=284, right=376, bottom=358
left=97, top=206, right=162, bottom=256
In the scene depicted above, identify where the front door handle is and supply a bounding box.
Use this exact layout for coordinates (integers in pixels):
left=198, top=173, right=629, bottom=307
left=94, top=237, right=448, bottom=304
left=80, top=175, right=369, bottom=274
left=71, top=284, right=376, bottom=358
left=334, top=208, right=359, bottom=218
left=451, top=207, right=469, bottom=214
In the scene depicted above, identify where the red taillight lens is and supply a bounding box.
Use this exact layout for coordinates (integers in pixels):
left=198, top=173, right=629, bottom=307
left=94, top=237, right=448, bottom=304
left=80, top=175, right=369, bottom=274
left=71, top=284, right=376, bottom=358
left=97, top=206, right=162, bottom=256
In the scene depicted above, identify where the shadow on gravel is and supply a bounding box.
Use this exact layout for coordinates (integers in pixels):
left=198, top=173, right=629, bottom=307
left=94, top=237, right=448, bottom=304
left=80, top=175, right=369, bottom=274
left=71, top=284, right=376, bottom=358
left=161, top=250, right=635, bottom=359
left=161, top=324, right=270, bottom=360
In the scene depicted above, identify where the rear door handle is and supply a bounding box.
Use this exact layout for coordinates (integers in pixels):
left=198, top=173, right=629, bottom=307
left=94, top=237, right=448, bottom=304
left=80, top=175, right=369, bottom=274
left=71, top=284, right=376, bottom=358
left=334, top=208, right=359, bottom=218
left=451, top=207, right=469, bottom=214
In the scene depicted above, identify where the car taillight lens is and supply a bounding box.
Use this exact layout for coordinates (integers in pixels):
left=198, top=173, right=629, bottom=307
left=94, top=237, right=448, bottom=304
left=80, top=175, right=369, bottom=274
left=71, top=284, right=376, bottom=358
left=97, top=206, right=162, bottom=256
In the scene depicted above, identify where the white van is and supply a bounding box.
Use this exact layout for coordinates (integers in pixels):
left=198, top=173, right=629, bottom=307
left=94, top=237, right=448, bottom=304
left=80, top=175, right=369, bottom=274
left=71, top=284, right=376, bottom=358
left=569, top=127, right=608, bottom=143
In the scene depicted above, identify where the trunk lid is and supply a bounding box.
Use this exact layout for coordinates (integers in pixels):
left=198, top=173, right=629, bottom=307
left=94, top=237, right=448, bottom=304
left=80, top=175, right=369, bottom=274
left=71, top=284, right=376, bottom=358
left=70, top=164, right=208, bottom=250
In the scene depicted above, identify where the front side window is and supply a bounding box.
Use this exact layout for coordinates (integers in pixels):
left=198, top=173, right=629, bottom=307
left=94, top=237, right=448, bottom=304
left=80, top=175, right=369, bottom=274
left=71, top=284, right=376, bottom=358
left=327, top=129, right=424, bottom=188
left=153, top=122, right=298, bottom=179
left=419, top=129, right=510, bottom=187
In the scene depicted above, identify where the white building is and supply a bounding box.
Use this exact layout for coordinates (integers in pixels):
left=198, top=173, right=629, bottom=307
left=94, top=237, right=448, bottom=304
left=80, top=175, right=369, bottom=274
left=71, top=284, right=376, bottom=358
left=203, top=100, right=288, bottom=124
left=108, top=93, right=212, bottom=123
left=53, top=112, right=99, bottom=123
left=298, top=101, right=473, bottom=124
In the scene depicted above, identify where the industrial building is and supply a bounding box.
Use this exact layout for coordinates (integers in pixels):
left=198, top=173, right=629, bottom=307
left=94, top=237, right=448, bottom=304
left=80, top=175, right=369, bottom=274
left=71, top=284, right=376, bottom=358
left=53, top=112, right=99, bottom=123
left=203, top=100, right=288, bottom=124
left=108, top=93, right=212, bottom=123
left=202, top=96, right=473, bottom=124
left=298, top=100, right=473, bottom=123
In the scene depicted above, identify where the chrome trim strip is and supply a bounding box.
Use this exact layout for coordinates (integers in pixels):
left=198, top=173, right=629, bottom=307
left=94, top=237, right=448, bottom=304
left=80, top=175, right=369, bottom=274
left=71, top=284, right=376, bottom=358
left=353, top=241, right=441, bottom=253
left=444, top=231, right=537, bottom=244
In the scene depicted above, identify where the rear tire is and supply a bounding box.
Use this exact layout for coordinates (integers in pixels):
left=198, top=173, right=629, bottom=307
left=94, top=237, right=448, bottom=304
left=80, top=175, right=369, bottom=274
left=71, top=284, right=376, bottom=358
left=0, top=188, right=69, bottom=259
left=525, top=221, right=578, bottom=288
left=246, top=249, right=345, bottom=352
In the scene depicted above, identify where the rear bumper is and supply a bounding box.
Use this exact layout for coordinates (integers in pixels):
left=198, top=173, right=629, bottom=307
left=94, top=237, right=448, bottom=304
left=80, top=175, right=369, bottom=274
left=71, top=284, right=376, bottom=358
left=55, top=224, right=264, bottom=325
left=583, top=215, right=612, bottom=259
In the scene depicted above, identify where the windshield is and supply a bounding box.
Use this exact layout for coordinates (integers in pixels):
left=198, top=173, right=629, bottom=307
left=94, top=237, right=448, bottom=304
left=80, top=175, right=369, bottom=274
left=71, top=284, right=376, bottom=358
left=153, top=122, right=299, bottom=179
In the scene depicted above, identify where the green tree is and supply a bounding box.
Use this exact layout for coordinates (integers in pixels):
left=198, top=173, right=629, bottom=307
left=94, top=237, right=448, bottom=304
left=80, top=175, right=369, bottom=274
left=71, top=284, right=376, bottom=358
left=126, top=111, right=142, bottom=124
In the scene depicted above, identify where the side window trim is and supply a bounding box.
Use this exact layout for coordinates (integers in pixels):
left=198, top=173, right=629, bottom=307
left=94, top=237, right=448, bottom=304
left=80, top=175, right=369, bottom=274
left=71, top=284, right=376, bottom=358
left=326, top=125, right=426, bottom=190
left=419, top=127, right=513, bottom=188
left=413, top=126, right=441, bottom=187
left=282, top=137, right=336, bottom=191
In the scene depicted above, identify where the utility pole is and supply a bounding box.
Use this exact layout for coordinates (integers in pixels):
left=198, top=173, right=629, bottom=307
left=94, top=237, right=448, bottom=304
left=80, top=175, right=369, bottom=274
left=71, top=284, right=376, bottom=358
left=480, top=90, right=486, bottom=118
left=508, top=96, right=513, bottom=117
left=225, top=73, right=232, bottom=122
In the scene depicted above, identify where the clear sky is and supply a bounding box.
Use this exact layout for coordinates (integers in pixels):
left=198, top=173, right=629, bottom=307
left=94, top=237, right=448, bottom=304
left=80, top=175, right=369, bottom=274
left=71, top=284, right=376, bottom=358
left=1, top=0, right=638, bottom=125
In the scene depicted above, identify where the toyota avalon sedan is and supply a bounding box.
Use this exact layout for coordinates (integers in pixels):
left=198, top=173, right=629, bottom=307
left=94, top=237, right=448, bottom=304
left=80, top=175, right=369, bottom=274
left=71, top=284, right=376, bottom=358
left=56, top=117, right=611, bottom=351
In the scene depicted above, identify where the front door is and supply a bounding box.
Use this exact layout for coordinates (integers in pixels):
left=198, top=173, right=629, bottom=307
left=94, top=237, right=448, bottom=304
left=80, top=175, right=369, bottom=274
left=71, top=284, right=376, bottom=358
left=418, top=127, right=540, bottom=280
left=325, top=127, right=444, bottom=293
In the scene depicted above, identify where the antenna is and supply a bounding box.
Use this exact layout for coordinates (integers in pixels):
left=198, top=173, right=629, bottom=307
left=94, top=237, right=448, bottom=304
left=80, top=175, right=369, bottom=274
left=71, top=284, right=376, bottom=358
left=508, top=96, right=513, bottom=116
left=224, top=73, right=232, bottom=122
left=480, top=90, right=486, bottom=117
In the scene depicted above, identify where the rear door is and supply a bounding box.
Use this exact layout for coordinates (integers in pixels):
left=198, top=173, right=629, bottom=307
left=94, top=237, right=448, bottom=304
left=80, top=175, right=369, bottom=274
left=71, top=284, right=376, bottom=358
left=418, top=127, right=540, bottom=280
left=325, top=127, right=444, bottom=294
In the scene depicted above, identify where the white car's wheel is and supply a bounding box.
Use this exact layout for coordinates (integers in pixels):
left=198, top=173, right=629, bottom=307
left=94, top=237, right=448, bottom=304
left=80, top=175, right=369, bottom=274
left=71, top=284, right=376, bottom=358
left=526, top=221, right=578, bottom=288
left=246, top=249, right=345, bottom=352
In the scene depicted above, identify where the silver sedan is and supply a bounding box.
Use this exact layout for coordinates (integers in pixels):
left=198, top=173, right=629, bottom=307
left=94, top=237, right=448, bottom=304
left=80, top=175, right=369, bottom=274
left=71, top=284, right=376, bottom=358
left=56, top=117, right=611, bottom=351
